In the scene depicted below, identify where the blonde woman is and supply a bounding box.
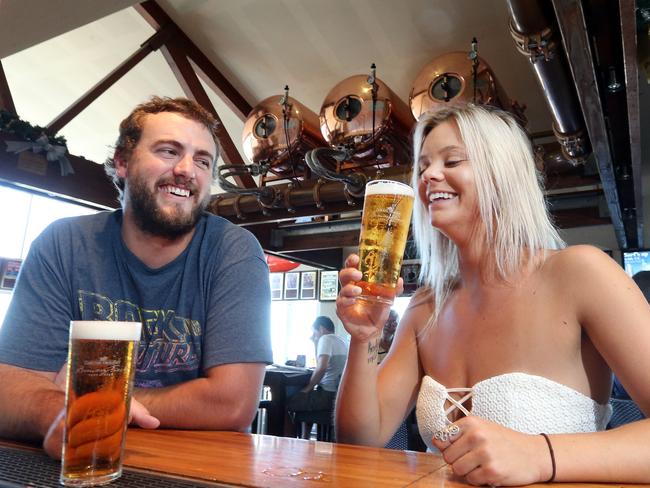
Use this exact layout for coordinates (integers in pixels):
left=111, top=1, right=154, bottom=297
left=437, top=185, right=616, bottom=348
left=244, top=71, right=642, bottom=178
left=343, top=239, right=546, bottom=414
left=335, top=105, right=650, bottom=485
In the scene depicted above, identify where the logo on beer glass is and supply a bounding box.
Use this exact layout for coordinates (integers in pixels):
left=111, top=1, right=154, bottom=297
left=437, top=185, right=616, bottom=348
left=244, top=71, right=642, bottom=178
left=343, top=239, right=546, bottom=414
left=60, top=321, right=141, bottom=487
left=356, top=179, right=414, bottom=306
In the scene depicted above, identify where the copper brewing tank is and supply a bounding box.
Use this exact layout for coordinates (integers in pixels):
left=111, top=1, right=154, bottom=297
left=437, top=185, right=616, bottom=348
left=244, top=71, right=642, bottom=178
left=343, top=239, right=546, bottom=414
left=410, top=52, right=523, bottom=122
left=319, top=74, right=413, bottom=155
left=242, top=95, right=325, bottom=177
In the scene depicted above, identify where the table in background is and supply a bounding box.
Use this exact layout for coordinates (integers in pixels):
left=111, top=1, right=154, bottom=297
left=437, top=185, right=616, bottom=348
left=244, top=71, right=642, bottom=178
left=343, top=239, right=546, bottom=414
left=262, top=366, right=311, bottom=436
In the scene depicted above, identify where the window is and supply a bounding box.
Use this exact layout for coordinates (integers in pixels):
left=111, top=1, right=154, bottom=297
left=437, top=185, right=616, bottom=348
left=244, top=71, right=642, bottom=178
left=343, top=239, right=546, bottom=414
left=0, top=184, right=98, bottom=327
left=270, top=300, right=319, bottom=365
left=0, top=186, right=31, bottom=259
left=622, top=250, right=650, bottom=277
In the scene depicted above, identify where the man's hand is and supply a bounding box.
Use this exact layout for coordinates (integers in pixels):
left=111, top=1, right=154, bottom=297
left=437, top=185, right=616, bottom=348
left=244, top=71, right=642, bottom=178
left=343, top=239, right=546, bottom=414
left=431, top=416, right=552, bottom=486
left=54, top=363, right=67, bottom=390
left=43, top=409, right=65, bottom=460
left=128, top=397, right=160, bottom=429
left=41, top=396, right=160, bottom=461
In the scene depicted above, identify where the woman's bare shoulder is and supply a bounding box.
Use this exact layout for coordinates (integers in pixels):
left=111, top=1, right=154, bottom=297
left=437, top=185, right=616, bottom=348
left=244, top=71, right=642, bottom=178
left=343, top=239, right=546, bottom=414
left=543, top=245, right=618, bottom=276
left=541, top=245, right=632, bottom=300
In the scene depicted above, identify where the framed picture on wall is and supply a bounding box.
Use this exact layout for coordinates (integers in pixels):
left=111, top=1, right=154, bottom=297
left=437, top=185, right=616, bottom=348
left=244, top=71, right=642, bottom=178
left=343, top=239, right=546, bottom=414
left=284, top=272, right=300, bottom=300
left=0, top=259, right=22, bottom=290
left=300, top=271, right=317, bottom=299
left=319, top=270, right=339, bottom=301
left=269, top=273, right=284, bottom=300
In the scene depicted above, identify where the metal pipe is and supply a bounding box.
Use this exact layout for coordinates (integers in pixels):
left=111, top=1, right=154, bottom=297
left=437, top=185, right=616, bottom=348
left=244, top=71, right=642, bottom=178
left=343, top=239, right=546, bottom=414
left=304, top=147, right=366, bottom=197
left=210, top=166, right=411, bottom=220
left=506, top=0, right=591, bottom=163
left=211, top=178, right=359, bottom=218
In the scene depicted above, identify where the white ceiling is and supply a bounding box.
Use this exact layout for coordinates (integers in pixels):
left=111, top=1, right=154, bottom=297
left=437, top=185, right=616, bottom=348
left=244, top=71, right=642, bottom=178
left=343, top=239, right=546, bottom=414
left=1, top=0, right=553, bottom=195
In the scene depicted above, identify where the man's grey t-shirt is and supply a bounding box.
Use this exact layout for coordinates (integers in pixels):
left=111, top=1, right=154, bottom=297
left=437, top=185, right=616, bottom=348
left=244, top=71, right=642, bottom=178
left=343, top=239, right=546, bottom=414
left=0, top=210, right=272, bottom=387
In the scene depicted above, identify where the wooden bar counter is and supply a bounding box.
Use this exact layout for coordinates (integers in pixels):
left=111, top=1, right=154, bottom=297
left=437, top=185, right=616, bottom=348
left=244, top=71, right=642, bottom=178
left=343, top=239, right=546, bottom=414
left=1, top=430, right=649, bottom=487
left=124, top=429, right=446, bottom=486
left=122, top=429, right=650, bottom=488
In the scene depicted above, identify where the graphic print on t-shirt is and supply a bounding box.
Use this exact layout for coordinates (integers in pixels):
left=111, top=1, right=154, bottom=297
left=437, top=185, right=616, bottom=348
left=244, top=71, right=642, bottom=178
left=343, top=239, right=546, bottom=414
left=78, top=290, right=201, bottom=385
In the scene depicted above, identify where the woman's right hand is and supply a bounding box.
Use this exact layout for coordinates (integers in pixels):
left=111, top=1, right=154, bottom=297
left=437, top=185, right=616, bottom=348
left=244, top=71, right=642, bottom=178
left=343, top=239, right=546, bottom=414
left=336, top=254, right=396, bottom=342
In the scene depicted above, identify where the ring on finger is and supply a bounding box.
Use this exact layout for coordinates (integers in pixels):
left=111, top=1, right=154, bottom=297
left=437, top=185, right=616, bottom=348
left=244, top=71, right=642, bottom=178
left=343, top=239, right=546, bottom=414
left=433, top=423, right=461, bottom=442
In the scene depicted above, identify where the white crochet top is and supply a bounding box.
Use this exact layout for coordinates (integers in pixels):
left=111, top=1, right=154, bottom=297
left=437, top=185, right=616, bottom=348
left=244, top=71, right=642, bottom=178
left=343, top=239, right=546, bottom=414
left=416, top=372, right=612, bottom=451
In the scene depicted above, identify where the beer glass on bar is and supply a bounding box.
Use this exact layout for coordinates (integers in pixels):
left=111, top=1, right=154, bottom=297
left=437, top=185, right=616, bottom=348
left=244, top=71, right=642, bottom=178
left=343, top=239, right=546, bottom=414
left=60, top=321, right=141, bottom=487
left=355, top=179, right=414, bottom=314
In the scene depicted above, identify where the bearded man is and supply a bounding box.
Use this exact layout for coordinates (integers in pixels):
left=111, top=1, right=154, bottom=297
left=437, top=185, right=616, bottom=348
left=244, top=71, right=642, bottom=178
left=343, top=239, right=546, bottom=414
left=0, top=97, right=272, bottom=458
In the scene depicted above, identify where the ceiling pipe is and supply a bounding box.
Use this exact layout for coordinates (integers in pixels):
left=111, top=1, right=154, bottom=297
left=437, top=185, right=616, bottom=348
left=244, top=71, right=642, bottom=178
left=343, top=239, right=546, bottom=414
left=210, top=166, right=411, bottom=222
left=210, top=177, right=362, bottom=220
left=506, top=0, right=591, bottom=164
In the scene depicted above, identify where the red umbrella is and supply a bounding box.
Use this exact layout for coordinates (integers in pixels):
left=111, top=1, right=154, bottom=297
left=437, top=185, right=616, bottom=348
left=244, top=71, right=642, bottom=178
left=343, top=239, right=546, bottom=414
left=265, top=254, right=300, bottom=273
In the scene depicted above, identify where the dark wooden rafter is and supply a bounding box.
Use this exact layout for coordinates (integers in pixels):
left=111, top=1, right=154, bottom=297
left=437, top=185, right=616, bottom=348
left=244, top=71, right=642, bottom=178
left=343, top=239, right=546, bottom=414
left=0, top=134, right=119, bottom=209
left=552, top=207, right=610, bottom=228
left=620, top=0, right=644, bottom=247
left=44, top=26, right=173, bottom=136
left=135, top=1, right=252, bottom=120
left=134, top=1, right=256, bottom=189
left=551, top=0, right=628, bottom=248
left=0, top=59, right=17, bottom=115
left=278, top=230, right=360, bottom=252
left=162, top=39, right=256, bottom=188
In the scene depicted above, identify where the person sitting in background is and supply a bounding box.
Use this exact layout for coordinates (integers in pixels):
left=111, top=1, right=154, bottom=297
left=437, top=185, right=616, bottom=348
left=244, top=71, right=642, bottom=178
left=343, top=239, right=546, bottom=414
left=335, top=104, right=650, bottom=485
left=0, top=96, right=272, bottom=459
left=287, top=316, right=348, bottom=438
left=376, top=310, right=399, bottom=364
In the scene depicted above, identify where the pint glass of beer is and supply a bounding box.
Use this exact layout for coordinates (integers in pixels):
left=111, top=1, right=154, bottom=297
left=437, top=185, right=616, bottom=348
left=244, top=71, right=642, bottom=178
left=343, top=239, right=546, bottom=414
left=60, top=321, right=141, bottom=487
left=356, top=179, right=414, bottom=308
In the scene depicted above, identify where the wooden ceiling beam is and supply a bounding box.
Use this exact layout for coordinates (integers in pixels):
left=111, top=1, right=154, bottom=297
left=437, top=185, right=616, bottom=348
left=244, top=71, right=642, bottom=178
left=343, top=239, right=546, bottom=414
left=0, top=134, right=118, bottom=208
left=551, top=0, right=628, bottom=248
left=551, top=206, right=610, bottom=228
left=0, top=60, right=17, bottom=115
left=275, top=230, right=360, bottom=253
left=135, top=1, right=252, bottom=120
left=244, top=206, right=606, bottom=253
left=219, top=199, right=362, bottom=227
left=44, top=26, right=173, bottom=136
left=620, top=0, right=644, bottom=247
left=162, top=39, right=256, bottom=188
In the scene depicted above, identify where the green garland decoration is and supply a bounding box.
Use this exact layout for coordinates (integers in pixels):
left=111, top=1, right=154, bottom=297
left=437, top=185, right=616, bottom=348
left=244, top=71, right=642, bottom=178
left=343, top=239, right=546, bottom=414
left=0, top=109, right=67, bottom=147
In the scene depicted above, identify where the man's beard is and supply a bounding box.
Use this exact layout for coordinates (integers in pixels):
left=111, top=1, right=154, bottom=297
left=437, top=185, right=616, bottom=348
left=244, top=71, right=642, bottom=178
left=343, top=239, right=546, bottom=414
left=126, top=175, right=208, bottom=239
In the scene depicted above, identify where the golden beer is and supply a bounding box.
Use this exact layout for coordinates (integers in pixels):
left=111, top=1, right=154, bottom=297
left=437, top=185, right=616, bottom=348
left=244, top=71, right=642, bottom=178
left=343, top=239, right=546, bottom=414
left=61, top=321, right=141, bottom=487
left=356, top=180, right=414, bottom=307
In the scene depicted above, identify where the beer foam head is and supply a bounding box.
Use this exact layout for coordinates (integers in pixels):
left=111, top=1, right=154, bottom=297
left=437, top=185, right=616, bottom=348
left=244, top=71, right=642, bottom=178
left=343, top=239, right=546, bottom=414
left=365, top=179, right=414, bottom=197
left=70, top=321, right=142, bottom=341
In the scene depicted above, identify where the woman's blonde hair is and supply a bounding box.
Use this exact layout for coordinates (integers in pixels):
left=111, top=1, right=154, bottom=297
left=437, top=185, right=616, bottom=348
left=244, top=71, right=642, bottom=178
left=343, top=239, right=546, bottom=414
left=410, top=104, right=565, bottom=323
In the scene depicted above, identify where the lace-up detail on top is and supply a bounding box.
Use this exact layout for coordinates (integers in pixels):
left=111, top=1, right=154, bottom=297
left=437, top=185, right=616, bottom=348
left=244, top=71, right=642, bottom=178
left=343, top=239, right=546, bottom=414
left=416, top=372, right=612, bottom=451
left=440, top=387, right=473, bottom=418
